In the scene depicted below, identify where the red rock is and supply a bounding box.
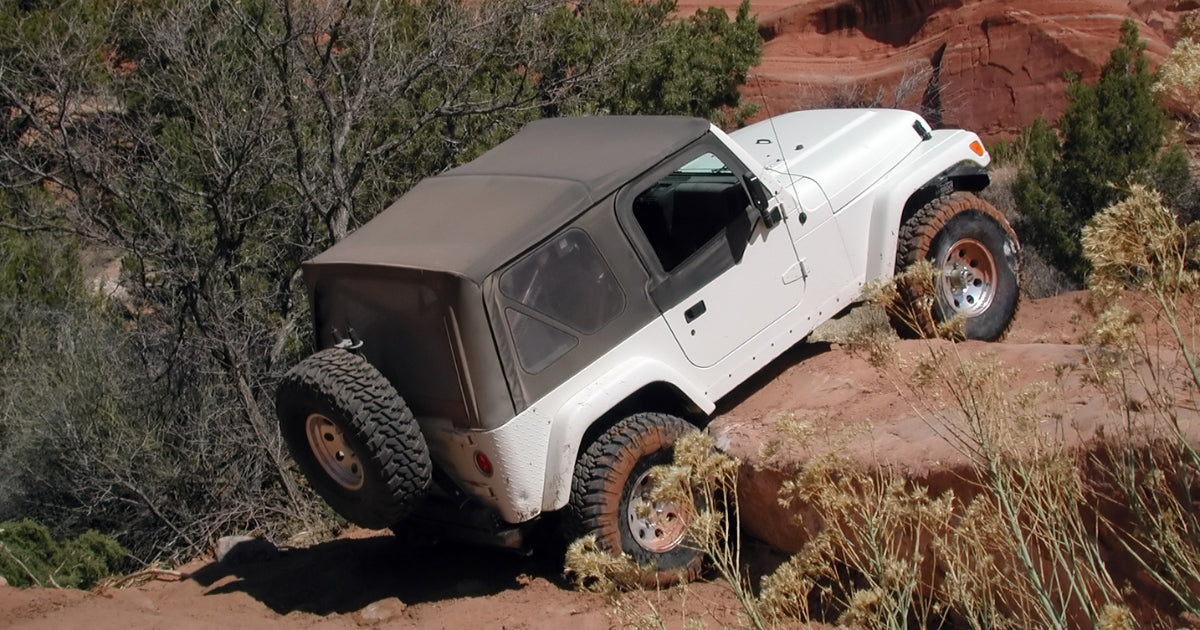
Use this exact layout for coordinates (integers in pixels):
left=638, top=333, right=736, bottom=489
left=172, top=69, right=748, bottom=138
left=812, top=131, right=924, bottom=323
left=680, top=0, right=1187, bottom=140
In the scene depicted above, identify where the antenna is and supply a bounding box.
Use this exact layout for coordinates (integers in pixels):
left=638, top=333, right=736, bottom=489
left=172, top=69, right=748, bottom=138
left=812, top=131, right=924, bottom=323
left=754, top=74, right=798, bottom=187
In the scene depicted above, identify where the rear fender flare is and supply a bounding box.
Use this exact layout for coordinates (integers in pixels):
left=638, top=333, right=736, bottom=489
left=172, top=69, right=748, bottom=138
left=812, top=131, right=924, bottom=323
left=540, top=358, right=714, bottom=512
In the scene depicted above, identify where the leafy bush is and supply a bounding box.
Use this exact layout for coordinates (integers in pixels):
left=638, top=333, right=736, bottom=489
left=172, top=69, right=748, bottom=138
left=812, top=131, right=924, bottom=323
left=1012, top=19, right=1193, bottom=283
left=0, top=520, right=127, bottom=589
left=545, top=0, right=762, bottom=125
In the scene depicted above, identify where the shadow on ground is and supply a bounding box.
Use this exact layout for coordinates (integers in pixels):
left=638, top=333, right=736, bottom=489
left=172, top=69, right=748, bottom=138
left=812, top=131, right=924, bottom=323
left=187, top=535, right=565, bottom=616
left=187, top=339, right=837, bottom=617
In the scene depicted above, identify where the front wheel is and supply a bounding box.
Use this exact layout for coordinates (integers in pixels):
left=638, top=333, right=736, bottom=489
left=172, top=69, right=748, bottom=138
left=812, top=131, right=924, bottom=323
left=564, top=413, right=703, bottom=587
left=894, top=192, right=1021, bottom=341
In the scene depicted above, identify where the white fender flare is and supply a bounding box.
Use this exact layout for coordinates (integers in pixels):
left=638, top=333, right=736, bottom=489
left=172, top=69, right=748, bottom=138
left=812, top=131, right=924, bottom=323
left=540, top=358, right=715, bottom=511
left=864, top=130, right=990, bottom=281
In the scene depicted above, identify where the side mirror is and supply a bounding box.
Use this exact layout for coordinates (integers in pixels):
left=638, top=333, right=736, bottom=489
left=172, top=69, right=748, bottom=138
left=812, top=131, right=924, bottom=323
left=744, top=173, right=770, bottom=212
left=743, top=174, right=781, bottom=228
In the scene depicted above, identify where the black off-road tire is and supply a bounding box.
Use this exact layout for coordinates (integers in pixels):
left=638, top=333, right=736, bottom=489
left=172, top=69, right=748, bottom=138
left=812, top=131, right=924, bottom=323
left=276, top=348, right=432, bottom=529
left=564, top=413, right=702, bottom=587
left=893, top=191, right=1021, bottom=341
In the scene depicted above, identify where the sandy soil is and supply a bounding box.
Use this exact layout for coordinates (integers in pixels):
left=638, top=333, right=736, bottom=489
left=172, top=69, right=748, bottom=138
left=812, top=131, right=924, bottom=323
left=1, top=531, right=746, bottom=629
left=2, top=291, right=1196, bottom=628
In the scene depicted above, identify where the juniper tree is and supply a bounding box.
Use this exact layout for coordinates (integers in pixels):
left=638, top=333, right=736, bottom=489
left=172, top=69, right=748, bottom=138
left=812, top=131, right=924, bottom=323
left=0, top=0, right=764, bottom=560
left=1013, top=19, right=1191, bottom=282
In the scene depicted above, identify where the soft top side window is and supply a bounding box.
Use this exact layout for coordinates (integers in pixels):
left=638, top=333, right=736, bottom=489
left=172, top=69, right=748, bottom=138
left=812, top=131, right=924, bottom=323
left=499, top=228, right=625, bottom=373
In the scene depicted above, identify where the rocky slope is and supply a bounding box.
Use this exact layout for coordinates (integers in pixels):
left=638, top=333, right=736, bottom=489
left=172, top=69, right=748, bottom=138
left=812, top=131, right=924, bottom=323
left=681, top=0, right=1192, bottom=138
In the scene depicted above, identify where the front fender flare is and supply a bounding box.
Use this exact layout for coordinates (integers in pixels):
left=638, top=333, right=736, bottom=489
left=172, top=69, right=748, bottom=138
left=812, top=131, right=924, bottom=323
left=864, top=130, right=990, bottom=281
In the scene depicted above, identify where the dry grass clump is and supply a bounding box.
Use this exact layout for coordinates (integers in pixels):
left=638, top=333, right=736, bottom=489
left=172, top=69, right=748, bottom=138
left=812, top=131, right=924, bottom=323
left=1155, top=35, right=1200, bottom=119
left=1082, top=186, right=1199, bottom=302
left=914, top=353, right=1125, bottom=629
left=870, top=260, right=967, bottom=343
left=564, top=536, right=710, bottom=629
left=771, top=468, right=956, bottom=627
left=756, top=412, right=949, bottom=626
left=564, top=535, right=651, bottom=593
left=751, top=347, right=1129, bottom=629
left=563, top=431, right=767, bottom=629
left=1082, top=185, right=1199, bottom=389
left=1080, top=184, right=1200, bottom=620
left=650, top=432, right=766, bottom=629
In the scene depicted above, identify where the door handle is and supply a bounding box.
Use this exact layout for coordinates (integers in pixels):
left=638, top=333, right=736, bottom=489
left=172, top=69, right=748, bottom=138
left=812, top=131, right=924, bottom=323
left=684, top=300, right=707, bottom=323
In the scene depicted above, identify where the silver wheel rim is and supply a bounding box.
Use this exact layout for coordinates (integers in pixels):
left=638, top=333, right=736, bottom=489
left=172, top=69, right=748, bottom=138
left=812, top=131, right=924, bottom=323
left=305, top=413, right=365, bottom=491
left=937, top=237, right=996, bottom=318
left=626, top=469, right=688, bottom=554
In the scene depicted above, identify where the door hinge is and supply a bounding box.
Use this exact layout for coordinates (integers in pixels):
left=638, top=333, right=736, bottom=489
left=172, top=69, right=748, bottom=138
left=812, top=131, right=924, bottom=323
left=783, top=260, right=808, bottom=284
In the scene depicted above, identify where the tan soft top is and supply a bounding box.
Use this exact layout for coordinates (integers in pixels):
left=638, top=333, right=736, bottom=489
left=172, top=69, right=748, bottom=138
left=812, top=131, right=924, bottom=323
left=306, top=115, right=711, bottom=283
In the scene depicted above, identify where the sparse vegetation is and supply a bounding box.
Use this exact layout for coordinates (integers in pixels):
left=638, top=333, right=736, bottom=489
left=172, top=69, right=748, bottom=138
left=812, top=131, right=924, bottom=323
left=1154, top=20, right=1200, bottom=224
left=799, top=61, right=954, bottom=125
left=0, top=520, right=127, bottom=589
left=1080, top=184, right=1200, bottom=619
left=1008, top=19, right=1197, bottom=284
left=566, top=431, right=765, bottom=629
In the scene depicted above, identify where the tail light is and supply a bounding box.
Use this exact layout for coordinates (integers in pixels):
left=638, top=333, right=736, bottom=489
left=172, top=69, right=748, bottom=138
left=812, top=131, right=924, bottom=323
left=474, top=451, right=494, bottom=477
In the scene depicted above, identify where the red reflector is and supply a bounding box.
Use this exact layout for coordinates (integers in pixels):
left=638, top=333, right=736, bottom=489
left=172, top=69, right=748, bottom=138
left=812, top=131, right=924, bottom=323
left=969, top=140, right=985, bottom=157
left=474, top=451, right=493, bottom=477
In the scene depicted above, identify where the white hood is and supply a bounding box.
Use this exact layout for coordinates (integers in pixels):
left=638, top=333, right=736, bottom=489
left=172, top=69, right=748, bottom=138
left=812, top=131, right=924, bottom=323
left=730, top=109, right=929, bottom=212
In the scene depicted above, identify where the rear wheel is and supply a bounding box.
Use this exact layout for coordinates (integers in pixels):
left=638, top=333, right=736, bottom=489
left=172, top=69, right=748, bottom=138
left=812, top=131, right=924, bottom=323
left=276, top=348, right=432, bottom=528
left=894, top=192, right=1021, bottom=341
left=564, top=413, right=703, bottom=587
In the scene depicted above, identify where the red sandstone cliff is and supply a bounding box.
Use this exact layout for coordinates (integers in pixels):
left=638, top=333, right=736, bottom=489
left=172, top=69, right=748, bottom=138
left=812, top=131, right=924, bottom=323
left=683, top=0, right=1192, bottom=139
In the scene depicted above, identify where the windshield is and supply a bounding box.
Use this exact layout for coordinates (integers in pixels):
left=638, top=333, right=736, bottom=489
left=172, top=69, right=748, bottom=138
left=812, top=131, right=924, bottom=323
left=674, top=152, right=732, bottom=174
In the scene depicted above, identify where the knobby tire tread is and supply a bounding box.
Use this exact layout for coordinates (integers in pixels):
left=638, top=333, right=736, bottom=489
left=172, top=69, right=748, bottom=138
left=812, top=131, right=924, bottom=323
left=277, top=348, right=431, bottom=528
left=564, top=412, right=702, bottom=586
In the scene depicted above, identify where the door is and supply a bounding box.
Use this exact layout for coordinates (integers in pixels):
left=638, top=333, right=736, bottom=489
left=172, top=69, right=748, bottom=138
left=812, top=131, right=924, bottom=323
left=622, top=148, right=804, bottom=368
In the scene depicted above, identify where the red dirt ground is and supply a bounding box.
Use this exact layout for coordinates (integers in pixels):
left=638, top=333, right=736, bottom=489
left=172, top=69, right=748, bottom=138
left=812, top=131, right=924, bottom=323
left=712, top=291, right=1200, bottom=556
left=4, top=291, right=1195, bottom=628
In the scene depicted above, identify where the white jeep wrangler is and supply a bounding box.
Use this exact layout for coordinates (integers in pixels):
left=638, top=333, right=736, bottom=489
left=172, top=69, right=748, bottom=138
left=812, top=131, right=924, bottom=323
left=276, top=110, right=1019, bottom=582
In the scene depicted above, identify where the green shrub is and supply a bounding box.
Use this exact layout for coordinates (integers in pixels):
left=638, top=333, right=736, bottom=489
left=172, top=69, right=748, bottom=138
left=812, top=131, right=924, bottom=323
left=0, top=520, right=127, bottom=589
left=1012, top=118, right=1079, bottom=278
left=1012, top=19, right=1193, bottom=283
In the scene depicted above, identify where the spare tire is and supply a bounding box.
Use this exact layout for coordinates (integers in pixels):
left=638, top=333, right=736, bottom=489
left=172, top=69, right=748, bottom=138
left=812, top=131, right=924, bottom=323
left=276, top=348, right=432, bottom=528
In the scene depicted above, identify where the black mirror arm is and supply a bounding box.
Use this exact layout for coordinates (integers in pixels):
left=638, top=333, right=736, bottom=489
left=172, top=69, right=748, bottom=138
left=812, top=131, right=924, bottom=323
left=743, top=173, right=783, bottom=228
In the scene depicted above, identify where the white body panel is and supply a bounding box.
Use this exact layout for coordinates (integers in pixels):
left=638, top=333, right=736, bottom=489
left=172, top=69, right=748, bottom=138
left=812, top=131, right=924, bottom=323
left=419, top=318, right=711, bottom=523
left=661, top=216, right=804, bottom=368
left=861, top=128, right=992, bottom=279
left=731, top=109, right=925, bottom=213
left=422, top=110, right=990, bottom=524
